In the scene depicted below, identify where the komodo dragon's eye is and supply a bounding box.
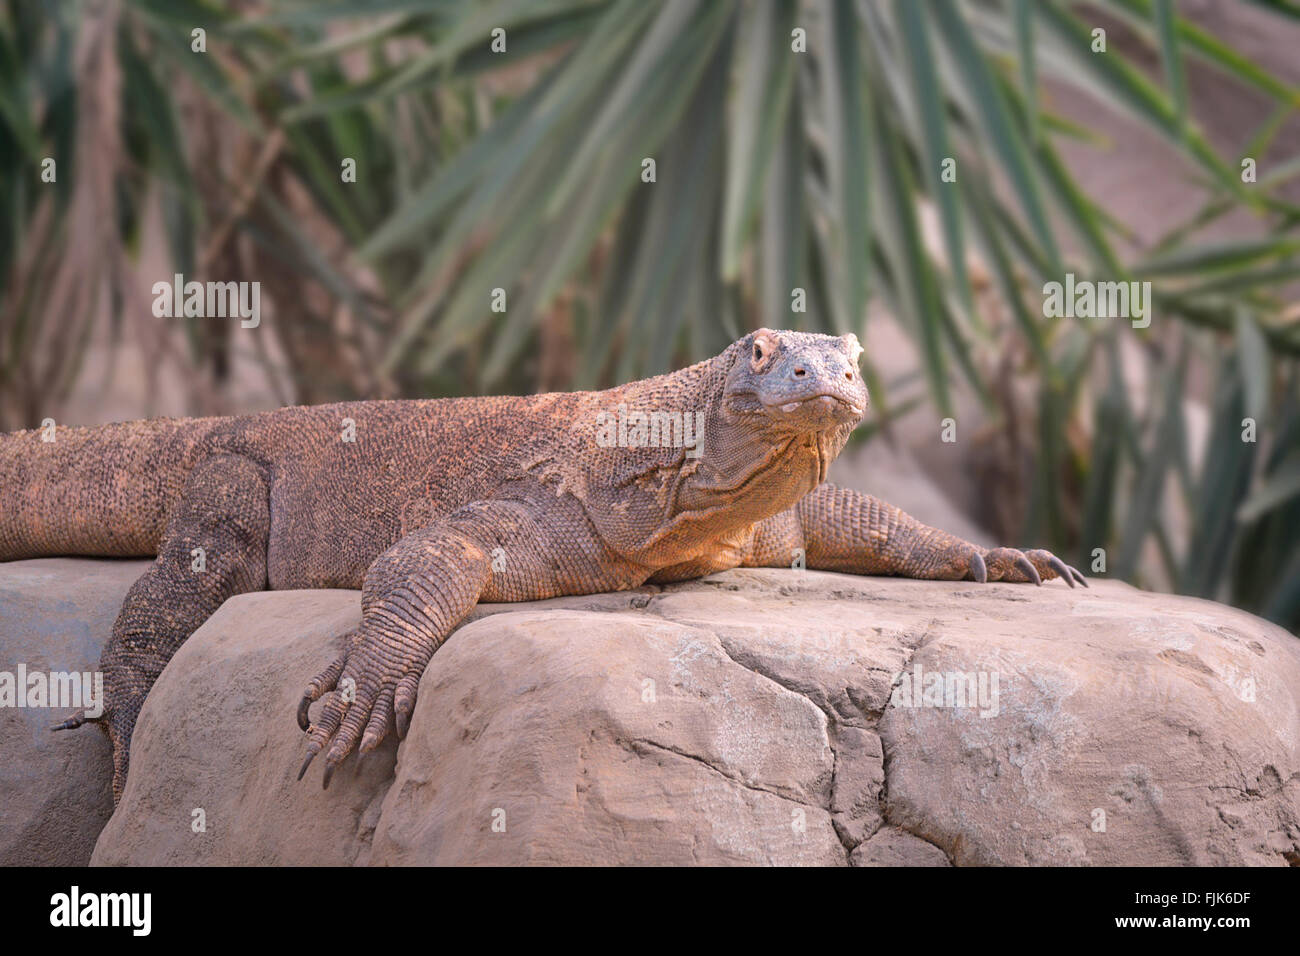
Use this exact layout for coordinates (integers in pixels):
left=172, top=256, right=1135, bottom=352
left=749, top=328, right=779, bottom=370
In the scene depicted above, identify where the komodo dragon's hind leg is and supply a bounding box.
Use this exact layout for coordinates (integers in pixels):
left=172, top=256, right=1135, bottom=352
left=747, top=483, right=1087, bottom=586
left=52, top=454, right=270, bottom=803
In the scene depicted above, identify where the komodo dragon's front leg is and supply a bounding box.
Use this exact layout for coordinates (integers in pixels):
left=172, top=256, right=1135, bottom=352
left=296, top=497, right=617, bottom=786
left=747, top=483, right=1087, bottom=586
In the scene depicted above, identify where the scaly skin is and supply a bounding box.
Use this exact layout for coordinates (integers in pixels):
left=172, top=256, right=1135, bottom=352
left=0, top=329, right=1083, bottom=801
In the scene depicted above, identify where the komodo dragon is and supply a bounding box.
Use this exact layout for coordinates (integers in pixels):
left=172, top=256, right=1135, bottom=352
left=1, top=328, right=1084, bottom=802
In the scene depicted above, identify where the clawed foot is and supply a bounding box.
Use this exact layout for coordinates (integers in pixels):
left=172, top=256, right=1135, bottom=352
left=52, top=698, right=135, bottom=804
left=969, top=547, right=1087, bottom=588
left=296, top=628, right=429, bottom=788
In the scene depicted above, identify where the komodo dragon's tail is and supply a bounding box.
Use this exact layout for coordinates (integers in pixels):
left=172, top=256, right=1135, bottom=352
left=0, top=417, right=221, bottom=560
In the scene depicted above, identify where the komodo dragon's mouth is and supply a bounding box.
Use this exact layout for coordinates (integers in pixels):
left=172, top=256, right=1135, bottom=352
left=764, top=392, right=865, bottom=422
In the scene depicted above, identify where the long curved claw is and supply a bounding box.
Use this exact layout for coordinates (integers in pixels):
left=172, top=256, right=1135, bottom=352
left=1014, top=553, right=1042, bottom=586
left=969, top=550, right=988, bottom=584
left=1046, top=554, right=1075, bottom=589
left=297, top=749, right=318, bottom=781
left=51, top=710, right=88, bottom=732
left=297, top=696, right=313, bottom=732
left=1071, top=566, right=1089, bottom=587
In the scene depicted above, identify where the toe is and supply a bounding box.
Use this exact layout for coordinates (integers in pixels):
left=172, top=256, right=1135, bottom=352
left=982, top=547, right=1018, bottom=582
left=328, top=691, right=373, bottom=763
left=360, top=686, right=395, bottom=754
left=1024, top=548, right=1088, bottom=588
left=298, top=654, right=346, bottom=731
left=304, top=693, right=348, bottom=758
left=1014, top=553, right=1042, bottom=586
left=394, top=671, right=421, bottom=738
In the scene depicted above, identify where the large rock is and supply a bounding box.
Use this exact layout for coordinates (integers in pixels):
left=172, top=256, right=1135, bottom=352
left=0, top=558, right=151, bottom=865
left=3, top=558, right=1297, bottom=865
left=93, top=589, right=397, bottom=866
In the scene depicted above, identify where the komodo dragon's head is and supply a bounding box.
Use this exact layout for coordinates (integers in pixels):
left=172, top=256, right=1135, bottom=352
left=581, top=328, right=870, bottom=554
left=677, top=327, right=870, bottom=508
left=722, top=327, right=867, bottom=437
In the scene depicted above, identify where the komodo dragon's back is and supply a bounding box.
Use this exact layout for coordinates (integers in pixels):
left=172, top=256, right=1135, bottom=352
left=0, top=393, right=579, bottom=566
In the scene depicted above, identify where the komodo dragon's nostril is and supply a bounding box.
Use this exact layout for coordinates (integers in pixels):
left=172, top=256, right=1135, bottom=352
left=845, top=371, right=853, bottom=380
left=793, top=367, right=806, bottom=378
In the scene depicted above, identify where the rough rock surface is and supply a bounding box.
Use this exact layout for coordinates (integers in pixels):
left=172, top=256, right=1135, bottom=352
left=0, top=558, right=150, bottom=865
left=3, top=559, right=1297, bottom=865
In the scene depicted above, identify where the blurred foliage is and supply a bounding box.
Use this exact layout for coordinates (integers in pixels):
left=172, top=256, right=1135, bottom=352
left=1, top=0, right=1299, bottom=629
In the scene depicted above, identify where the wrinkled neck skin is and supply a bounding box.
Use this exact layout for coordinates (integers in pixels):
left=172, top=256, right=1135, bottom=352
left=682, top=342, right=856, bottom=519
left=588, top=342, right=858, bottom=563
